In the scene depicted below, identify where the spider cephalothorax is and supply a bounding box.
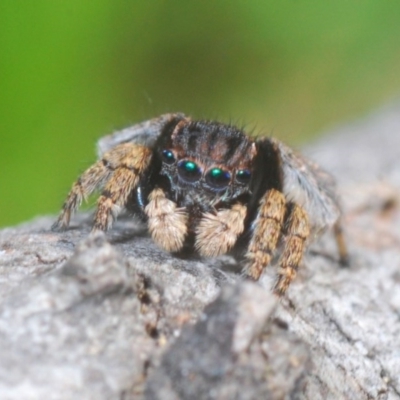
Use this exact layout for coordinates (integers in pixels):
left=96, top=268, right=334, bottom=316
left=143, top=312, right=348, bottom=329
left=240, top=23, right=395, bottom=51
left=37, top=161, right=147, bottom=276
left=53, top=113, right=348, bottom=295
left=160, top=118, right=256, bottom=203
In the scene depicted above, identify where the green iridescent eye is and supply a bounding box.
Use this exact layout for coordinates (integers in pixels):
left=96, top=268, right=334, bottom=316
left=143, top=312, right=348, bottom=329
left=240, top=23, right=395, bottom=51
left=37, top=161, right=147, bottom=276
left=236, top=169, right=251, bottom=184
left=205, top=167, right=231, bottom=189
left=162, top=149, right=175, bottom=164
left=177, top=160, right=202, bottom=182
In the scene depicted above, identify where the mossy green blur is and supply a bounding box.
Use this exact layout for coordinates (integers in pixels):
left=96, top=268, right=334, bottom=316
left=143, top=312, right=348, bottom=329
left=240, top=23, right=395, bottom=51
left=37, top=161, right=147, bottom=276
left=1, top=1, right=400, bottom=226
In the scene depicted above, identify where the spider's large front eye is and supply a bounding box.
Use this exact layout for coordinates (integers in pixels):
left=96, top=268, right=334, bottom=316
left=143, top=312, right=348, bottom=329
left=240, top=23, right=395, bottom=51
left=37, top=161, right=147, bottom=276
left=177, top=160, right=202, bottom=182
left=205, top=167, right=231, bottom=189
left=236, top=169, right=251, bottom=184
left=162, top=149, right=175, bottom=164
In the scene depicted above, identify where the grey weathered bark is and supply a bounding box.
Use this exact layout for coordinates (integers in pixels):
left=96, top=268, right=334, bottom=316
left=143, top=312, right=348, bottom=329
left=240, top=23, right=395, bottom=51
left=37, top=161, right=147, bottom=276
left=1, top=104, right=400, bottom=399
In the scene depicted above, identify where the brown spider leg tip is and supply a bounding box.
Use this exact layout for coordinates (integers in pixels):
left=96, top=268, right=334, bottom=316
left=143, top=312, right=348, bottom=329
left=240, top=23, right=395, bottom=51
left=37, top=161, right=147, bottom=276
left=51, top=222, right=62, bottom=232
left=272, top=284, right=286, bottom=298
left=51, top=214, right=70, bottom=232
left=51, top=224, right=63, bottom=233
left=273, top=289, right=285, bottom=298
left=333, top=221, right=350, bottom=267
left=339, top=253, right=350, bottom=268
left=249, top=271, right=263, bottom=282
left=242, top=261, right=265, bottom=281
left=273, top=278, right=289, bottom=297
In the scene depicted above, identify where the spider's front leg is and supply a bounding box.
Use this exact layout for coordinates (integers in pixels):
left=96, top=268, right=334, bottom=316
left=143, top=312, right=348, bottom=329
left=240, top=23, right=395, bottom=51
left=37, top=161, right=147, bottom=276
left=93, top=144, right=153, bottom=231
left=52, top=143, right=152, bottom=232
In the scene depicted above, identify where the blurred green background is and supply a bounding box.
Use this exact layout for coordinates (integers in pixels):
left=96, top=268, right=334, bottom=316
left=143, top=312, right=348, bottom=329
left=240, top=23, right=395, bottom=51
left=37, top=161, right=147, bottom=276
left=1, top=1, right=400, bottom=227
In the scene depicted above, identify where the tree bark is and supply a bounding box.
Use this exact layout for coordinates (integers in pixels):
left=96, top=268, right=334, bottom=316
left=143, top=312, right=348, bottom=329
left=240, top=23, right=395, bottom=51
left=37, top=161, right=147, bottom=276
left=1, top=104, right=399, bottom=399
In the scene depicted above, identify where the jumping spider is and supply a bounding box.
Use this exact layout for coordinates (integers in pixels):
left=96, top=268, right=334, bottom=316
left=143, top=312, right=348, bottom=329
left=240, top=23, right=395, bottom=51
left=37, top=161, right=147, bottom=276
left=53, top=113, right=348, bottom=295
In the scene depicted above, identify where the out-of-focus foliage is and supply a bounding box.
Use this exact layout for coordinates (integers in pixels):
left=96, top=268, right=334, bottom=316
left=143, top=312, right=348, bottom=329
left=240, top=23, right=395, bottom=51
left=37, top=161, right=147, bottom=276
left=1, top=1, right=400, bottom=227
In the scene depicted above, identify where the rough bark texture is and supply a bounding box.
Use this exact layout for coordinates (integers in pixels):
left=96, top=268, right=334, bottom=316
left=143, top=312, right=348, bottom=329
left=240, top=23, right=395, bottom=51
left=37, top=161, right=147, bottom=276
left=1, top=104, right=400, bottom=399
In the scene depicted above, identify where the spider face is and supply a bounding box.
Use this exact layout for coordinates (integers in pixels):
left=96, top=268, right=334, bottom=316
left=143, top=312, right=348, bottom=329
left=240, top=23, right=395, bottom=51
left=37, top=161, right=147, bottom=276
left=158, top=120, right=256, bottom=206
left=53, top=113, right=348, bottom=296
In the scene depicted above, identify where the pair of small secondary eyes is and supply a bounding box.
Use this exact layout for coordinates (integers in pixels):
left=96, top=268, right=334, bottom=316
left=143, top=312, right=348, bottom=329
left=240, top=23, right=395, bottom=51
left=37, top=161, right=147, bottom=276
left=162, top=149, right=251, bottom=188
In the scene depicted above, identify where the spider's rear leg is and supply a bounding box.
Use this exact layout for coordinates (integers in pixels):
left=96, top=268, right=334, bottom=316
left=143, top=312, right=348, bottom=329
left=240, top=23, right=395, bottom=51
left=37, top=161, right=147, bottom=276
left=92, top=144, right=152, bottom=232
left=274, top=203, right=310, bottom=296
left=245, top=189, right=286, bottom=280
